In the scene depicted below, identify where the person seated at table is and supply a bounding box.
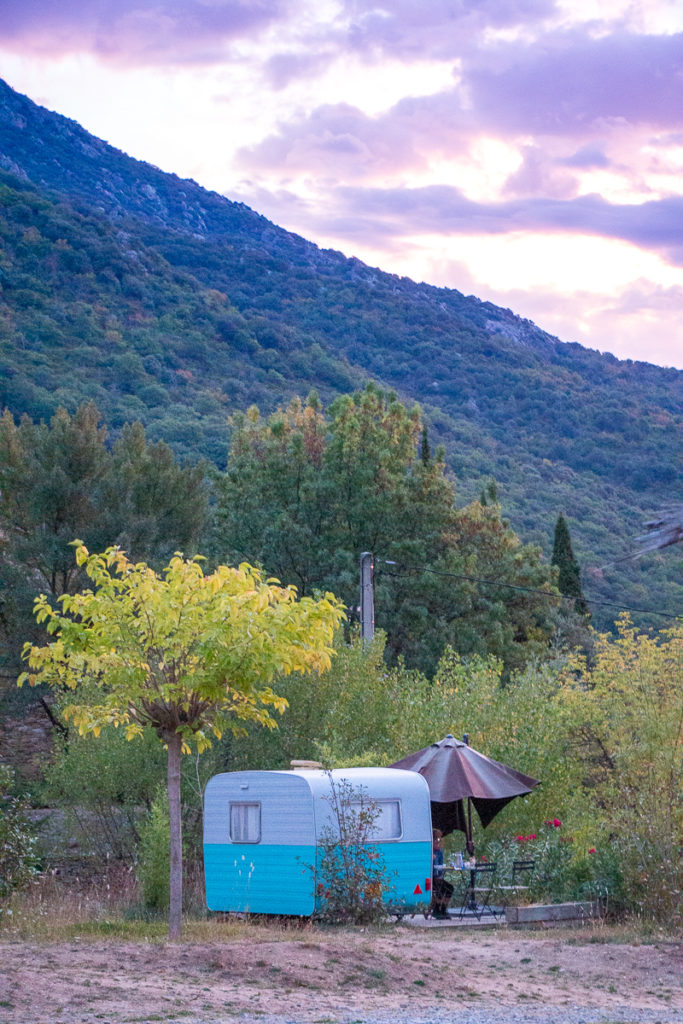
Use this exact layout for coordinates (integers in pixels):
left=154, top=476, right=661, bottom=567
left=430, top=828, right=454, bottom=919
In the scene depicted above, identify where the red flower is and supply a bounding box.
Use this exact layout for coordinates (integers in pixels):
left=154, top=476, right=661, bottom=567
left=553, top=818, right=562, bottom=827
left=544, top=819, right=553, bottom=826
left=588, top=848, right=596, bottom=854
left=516, top=835, right=524, bottom=841
left=529, top=834, right=536, bottom=840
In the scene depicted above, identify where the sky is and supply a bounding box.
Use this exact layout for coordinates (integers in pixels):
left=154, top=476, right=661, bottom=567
left=2, top=0, right=683, bottom=368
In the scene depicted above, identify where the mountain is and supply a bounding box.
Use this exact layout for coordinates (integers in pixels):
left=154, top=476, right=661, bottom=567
left=0, top=77, right=680, bottom=630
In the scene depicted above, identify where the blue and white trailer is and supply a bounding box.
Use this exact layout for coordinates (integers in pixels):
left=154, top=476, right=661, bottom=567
left=203, top=767, right=433, bottom=916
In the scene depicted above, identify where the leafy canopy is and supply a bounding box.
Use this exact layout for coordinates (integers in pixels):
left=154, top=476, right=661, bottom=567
left=19, top=543, right=346, bottom=752
left=0, top=403, right=208, bottom=680
left=215, top=385, right=558, bottom=675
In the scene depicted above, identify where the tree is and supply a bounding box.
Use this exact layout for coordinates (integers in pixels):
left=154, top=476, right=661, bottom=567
left=19, top=544, right=345, bottom=938
left=0, top=403, right=109, bottom=609
left=551, top=514, right=589, bottom=618
left=214, top=385, right=558, bottom=675
left=213, top=392, right=333, bottom=596
left=0, top=404, right=209, bottom=687
left=420, top=425, right=431, bottom=465
left=557, top=617, right=683, bottom=921
left=402, top=498, right=558, bottom=677
left=103, top=421, right=209, bottom=567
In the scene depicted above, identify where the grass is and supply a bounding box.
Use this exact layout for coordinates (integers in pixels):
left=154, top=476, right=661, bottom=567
left=0, top=867, right=326, bottom=943
left=508, top=919, right=678, bottom=946
left=1, top=867, right=678, bottom=946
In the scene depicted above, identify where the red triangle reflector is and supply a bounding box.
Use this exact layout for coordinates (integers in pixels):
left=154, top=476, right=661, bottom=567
left=413, top=884, right=423, bottom=895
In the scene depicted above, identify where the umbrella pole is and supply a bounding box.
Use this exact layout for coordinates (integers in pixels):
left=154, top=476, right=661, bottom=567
left=465, top=797, right=477, bottom=912
left=466, top=797, right=474, bottom=857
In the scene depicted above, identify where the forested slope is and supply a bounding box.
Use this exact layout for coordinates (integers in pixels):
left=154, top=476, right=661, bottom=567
left=0, top=77, right=680, bottom=629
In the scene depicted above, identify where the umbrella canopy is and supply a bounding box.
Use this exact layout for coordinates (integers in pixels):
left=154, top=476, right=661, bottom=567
left=389, top=734, right=539, bottom=850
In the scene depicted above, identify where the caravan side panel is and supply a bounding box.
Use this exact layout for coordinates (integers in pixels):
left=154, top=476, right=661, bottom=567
left=307, top=768, right=433, bottom=912
left=204, top=772, right=316, bottom=915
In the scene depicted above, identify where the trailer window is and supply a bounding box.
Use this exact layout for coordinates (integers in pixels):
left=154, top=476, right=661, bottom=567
left=373, top=799, right=402, bottom=840
left=230, top=802, right=261, bottom=843
left=350, top=799, right=402, bottom=841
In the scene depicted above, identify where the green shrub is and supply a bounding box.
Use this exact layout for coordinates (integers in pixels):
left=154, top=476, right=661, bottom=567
left=557, top=619, right=682, bottom=923
left=136, top=789, right=170, bottom=911
left=42, top=726, right=166, bottom=862
left=484, top=819, right=626, bottom=908
left=311, top=775, right=392, bottom=925
left=0, top=765, right=38, bottom=898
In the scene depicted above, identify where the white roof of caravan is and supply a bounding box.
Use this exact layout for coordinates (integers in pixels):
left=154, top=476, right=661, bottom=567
left=205, top=767, right=429, bottom=796
left=285, top=766, right=429, bottom=800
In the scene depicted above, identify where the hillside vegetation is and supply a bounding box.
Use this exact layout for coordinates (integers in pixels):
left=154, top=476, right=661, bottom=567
left=0, top=77, right=680, bottom=630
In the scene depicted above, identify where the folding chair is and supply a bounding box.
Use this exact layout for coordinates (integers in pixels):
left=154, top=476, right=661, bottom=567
left=457, top=862, right=498, bottom=920
left=495, top=858, right=535, bottom=910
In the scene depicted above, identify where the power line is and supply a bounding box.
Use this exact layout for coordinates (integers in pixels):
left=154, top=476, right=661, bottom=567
left=378, top=562, right=681, bottom=622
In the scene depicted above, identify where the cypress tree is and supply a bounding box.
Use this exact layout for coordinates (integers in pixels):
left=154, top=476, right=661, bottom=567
left=420, top=425, right=431, bottom=464
left=552, top=514, right=589, bottom=618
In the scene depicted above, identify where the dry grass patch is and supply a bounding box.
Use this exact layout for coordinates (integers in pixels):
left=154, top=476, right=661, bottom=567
left=0, top=870, right=680, bottom=1024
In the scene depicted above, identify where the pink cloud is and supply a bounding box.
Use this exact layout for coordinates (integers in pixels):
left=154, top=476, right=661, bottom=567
left=503, top=145, right=578, bottom=198
left=240, top=28, right=683, bottom=188
left=236, top=101, right=437, bottom=178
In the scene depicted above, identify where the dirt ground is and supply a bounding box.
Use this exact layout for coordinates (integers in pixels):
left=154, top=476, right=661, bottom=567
left=0, top=927, right=681, bottom=1024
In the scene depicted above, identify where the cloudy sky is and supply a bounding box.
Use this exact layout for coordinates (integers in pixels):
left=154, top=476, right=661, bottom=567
left=2, top=0, right=683, bottom=368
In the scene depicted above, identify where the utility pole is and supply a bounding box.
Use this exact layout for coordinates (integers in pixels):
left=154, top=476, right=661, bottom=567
left=360, top=551, right=374, bottom=648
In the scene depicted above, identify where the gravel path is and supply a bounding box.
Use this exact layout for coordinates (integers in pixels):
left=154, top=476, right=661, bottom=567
left=226, top=1011, right=683, bottom=1024
left=1, top=931, right=680, bottom=1024
left=136, top=1011, right=683, bottom=1024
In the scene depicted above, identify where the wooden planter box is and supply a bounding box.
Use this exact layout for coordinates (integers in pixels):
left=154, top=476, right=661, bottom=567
left=505, top=900, right=603, bottom=925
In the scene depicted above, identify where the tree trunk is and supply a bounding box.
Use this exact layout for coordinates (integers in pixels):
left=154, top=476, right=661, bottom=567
left=167, top=731, right=183, bottom=940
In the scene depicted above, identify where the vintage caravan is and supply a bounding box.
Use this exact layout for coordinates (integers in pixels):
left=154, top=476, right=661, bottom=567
left=204, top=767, right=432, bottom=916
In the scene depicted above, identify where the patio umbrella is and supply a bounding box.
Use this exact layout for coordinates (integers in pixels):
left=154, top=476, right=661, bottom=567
left=389, top=734, right=539, bottom=854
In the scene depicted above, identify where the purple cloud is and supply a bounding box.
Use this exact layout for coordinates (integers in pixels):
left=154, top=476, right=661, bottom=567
left=339, top=0, right=558, bottom=60
left=0, top=0, right=563, bottom=79
left=254, top=0, right=558, bottom=91
left=350, top=187, right=683, bottom=254
left=239, top=181, right=683, bottom=263
left=0, top=0, right=290, bottom=64
left=561, top=144, right=611, bottom=169
left=466, top=31, right=683, bottom=135
left=264, top=50, right=333, bottom=90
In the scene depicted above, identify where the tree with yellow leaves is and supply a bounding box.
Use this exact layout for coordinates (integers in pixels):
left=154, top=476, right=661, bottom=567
left=19, top=544, right=345, bottom=938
